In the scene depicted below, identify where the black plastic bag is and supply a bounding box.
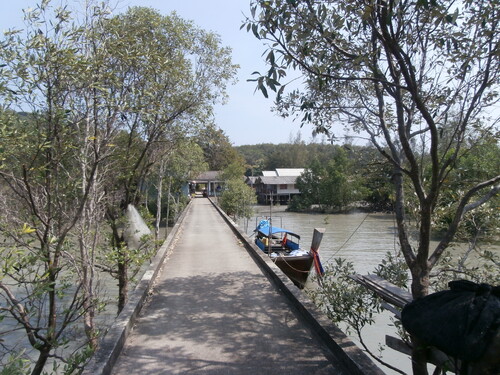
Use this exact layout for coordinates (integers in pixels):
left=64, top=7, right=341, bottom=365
left=401, top=280, right=500, bottom=362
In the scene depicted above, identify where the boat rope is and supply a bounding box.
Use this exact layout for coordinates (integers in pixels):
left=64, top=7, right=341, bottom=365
left=323, top=213, right=370, bottom=264
left=272, top=254, right=310, bottom=273
left=322, top=211, right=400, bottom=266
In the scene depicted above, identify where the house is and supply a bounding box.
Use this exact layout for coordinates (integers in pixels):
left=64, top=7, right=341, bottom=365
left=275, top=168, right=305, bottom=177
left=252, top=168, right=304, bottom=204
left=190, top=171, right=224, bottom=197
left=191, top=168, right=305, bottom=203
left=244, top=176, right=258, bottom=189
left=262, top=170, right=278, bottom=176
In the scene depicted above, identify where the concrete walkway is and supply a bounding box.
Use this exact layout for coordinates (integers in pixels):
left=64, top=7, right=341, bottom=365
left=110, top=198, right=349, bottom=375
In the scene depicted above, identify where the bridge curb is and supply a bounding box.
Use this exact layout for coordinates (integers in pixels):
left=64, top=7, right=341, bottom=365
left=82, top=200, right=192, bottom=375
left=209, top=198, right=385, bottom=375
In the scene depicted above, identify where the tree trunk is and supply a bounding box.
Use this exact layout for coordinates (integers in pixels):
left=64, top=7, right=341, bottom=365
left=174, top=193, right=179, bottom=222
left=80, top=113, right=97, bottom=348
left=31, top=347, right=51, bottom=375
left=117, top=251, right=128, bottom=314
left=164, top=178, right=171, bottom=240
left=80, top=236, right=97, bottom=348
left=410, top=335, right=430, bottom=375
left=392, top=167, right=433, bottom=374
left=107, top=209, right=129, bottom=314
left=411, top=255, right=431, bottom=299
left=155, top=161, right=165, bottom=245
left=409, top=262, right=432, bottom=375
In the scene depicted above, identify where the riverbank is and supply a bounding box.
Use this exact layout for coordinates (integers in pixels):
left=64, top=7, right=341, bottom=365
left=287, top=201, right=394, bottom=215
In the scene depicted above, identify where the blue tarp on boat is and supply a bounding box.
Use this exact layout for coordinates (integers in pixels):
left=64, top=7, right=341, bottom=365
left=255, top=220, right=300, bottom=239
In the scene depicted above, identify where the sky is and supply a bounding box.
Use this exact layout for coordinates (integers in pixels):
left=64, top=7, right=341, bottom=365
left=0, top=0, right=335, bottom=146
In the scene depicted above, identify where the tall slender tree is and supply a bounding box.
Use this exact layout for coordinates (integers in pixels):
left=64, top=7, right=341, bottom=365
left=96, top=7, right=237, bottom=312
left=0, top=2, right=101, bottom=372
left=0, top=1, right=237, bottom=373
left=245, top=1, right=499, bottom=373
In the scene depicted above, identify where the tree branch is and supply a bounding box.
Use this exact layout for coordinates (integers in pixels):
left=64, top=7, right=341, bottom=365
left=430, top=177, right=500, bottom=266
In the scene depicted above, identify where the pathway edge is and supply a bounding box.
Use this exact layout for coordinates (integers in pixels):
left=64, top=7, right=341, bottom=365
left=209, top=198, right=385, bottom=375
left=82, top=200, right=193, bottom=375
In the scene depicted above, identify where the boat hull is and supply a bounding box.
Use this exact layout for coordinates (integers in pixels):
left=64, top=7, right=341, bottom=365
left=254, top=220, right=321, bottom=289
left=273, top=254, right=314, bottom=289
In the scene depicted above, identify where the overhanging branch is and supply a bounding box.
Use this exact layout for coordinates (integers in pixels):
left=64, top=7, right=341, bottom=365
left=430, top=176, right=500, bottom=266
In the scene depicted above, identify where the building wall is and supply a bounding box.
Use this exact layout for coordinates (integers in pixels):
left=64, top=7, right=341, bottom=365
left=277, top=184, right=299, bottom=194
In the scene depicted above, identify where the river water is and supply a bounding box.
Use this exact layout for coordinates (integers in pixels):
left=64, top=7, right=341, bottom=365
left=237, top=204, right=499, bottom=375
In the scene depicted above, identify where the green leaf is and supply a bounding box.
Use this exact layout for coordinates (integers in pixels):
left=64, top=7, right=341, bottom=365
left=21, top=223, right=36, bottom=234
left=252, top=23, right=260, bottom=40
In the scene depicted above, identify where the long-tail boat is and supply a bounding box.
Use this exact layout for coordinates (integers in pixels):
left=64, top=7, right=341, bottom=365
left=254, top=219, right=324, bottom=288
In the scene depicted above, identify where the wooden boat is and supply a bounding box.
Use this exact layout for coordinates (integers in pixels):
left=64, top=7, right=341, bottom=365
left=254, top=219, right=324, bottom=289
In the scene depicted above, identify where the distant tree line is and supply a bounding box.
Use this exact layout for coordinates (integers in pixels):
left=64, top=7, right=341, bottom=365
left=236, top=141, right=395, bottom=211
left=236, top=139, right=499, bottom=240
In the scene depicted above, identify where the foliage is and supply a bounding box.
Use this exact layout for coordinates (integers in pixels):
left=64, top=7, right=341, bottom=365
left=433, top=135, right=500, bottom=240
left=431, top=245, right=500, bottom=292
left=147, top=137, right=207, bottom=241
left=320, top=150, right=368, bottom=210
left=289, top=159, right=323, bottom=210
left=237, top=141, right=340, bottom=174
left=195, top=123, right=244, bottom=170
left=245, top=0, right=500, bottom=297
left=308, top=258, right=401, bottom=370
left=310, top=258, right=382, bottom=333
left=290, top=148, right=368, bottom=211
left=311, top=246, right=498, bottom=373
left=0, top=2, right=100, bottom=372
left=0, top=350, right=30, bottom=375
left=238, top=142, right=396, bottom=210
left=237, top=143, right=276, bottom=175
left=219, top=177, right=257, bottom=219
left=266, top=132, right=308, bottom=169
left=246, top=1, right=499, bottom=372
left=167, top=139, right=208, bottom=182
left=93, top=5, right=237, bottom=312
left=219, top=161, right=246, bottom=182
left=0, top=1, right=237, bottom=373
left=374, top=252, right=409, bottom=289
left=352, top=147, right=394, bottom=211
left=97, top=6, right=236, bottom=204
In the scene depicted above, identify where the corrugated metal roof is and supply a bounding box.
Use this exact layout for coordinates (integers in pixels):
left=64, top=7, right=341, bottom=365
left=257, top=176, right=298, bottom=184
left=262, top=170, right=278, bottom=176
left=193, top=171, right=221, bottom=181
left=275, top=168, right=304, bottom=177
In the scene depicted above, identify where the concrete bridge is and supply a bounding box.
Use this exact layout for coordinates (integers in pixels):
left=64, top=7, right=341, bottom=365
left=83, top=198, right=384, bottom=375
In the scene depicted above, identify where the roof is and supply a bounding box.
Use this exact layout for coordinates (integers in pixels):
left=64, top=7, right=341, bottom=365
left=257, top=176, right=298, bottom=185
left=275, top=168, right=305, bottom=177
left=255, top=220, right=300, bottom=239
left=262, top=170, right=278, bottom=176
left=193, top=171, right=221, bottom=181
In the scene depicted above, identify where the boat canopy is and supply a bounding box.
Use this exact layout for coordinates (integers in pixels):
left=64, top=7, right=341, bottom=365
left=255, top=220, right=300, bottom=239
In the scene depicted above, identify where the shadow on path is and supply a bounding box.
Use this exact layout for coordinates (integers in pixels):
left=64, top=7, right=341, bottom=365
left=112, top=270, right=343, bottom=375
